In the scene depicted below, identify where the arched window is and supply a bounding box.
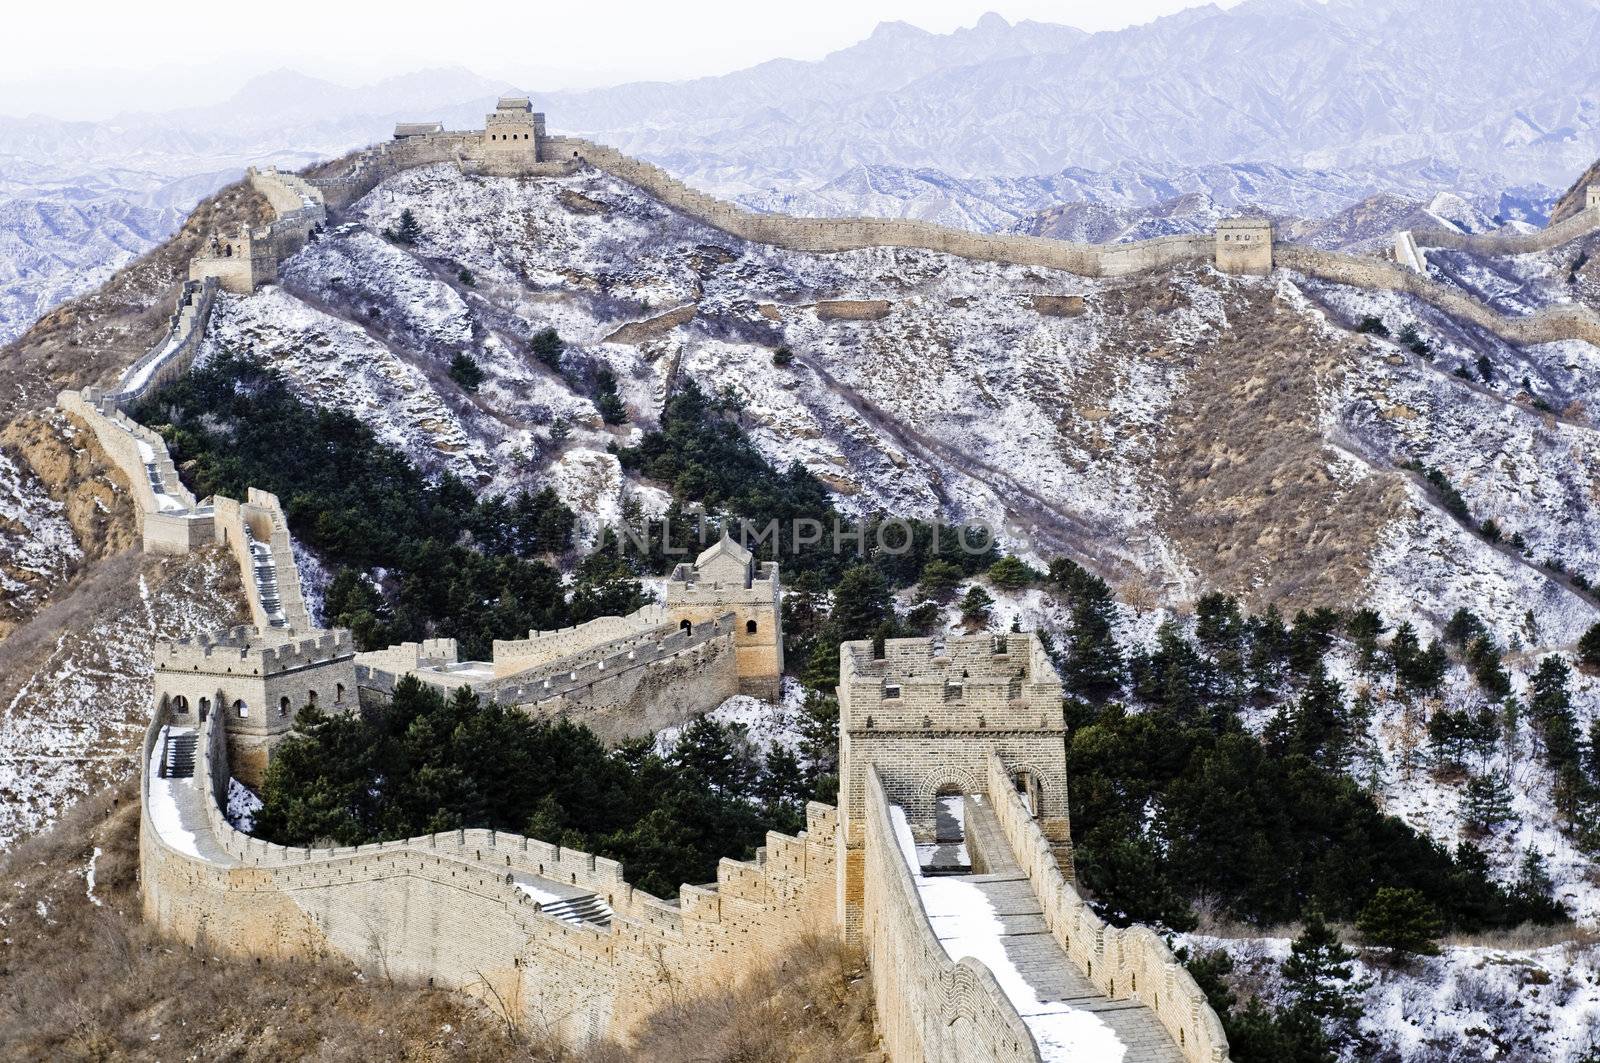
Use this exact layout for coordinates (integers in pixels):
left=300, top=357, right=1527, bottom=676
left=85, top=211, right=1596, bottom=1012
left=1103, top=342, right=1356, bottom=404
left=335, top=683, right=346, bottom=704
left=745, top=619, right=758, bottom=635
left=308, top=689, right=318, bottom=707
left=279, top=696, right=290, bottom=717
left=680, top=619, right=692, bottom=633
left=234, top=699, right=248, bottom=718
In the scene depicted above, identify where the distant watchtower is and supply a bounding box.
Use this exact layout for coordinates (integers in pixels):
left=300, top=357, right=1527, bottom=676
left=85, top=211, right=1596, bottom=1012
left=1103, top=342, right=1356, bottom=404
left=1215, top=216, right=1274, bottom=275
left=483, top=97, right=545, bottom=156
left=833, top=632, right=1070, bottom=937
left=1587, top=184, right=1600, bottom=212
left=665, top=536, right=783, bottom=699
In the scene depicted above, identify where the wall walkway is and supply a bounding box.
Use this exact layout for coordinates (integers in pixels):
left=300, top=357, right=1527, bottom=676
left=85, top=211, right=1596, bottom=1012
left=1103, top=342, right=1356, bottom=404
left=140, top=698, right=839, bottom=1048
left=982, top=754, right=1230, bottom=1062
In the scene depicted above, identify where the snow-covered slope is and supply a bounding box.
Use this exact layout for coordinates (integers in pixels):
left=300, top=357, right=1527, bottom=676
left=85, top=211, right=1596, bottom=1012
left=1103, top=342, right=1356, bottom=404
left=220, top=164, right=1600, bottom=656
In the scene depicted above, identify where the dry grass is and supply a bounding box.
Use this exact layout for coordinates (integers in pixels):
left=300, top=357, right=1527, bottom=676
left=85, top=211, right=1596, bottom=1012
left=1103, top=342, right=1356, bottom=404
left=1151, top=277, right=1408, bottom=611
left=591, top=935, right=881, bottom=1063
left=0, top=781, right=555, bottom=1063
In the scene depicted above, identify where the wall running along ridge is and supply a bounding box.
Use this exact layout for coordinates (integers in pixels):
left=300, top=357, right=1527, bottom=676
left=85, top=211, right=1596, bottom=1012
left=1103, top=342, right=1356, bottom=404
left=55, top=390, right=309, bottom=631
left=1275, top=244, right=1600, bottom=345
left=983, top=754, right=1229, bottom=1062
left=139, top=699, right=839, bottom=1049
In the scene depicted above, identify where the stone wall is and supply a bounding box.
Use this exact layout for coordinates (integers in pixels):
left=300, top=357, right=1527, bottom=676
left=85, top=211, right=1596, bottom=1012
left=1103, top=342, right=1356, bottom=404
left=542, top=136, right=1215, bottom=278
left=492, top=605, right=666, bottom=677
left=210, top=488, right=311, bottom=632
left=861, top=766, right=1041, bottom=1063
left=1276, top=244, right=1600, bottom=346
left=486, top=615, right=741, bottom=743
left=109, top=278, right=218, bottom=409
left=1412, top=206, right=1599, bottom=256
left=56, top=389, right=210, bottom=554
left=141, top=701, right=839, bottom=1048
left=982, top=753, right=1230, bottom=1063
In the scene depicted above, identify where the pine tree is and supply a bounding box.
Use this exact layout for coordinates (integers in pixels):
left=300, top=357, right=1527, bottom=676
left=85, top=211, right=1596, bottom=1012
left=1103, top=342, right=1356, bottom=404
left=1281, top=909, right=1367, bottom=1049
left=1063, top=576, right=1123, bottom=701
left=832, top=565, right=891, bottom=641
left=1356, top=887, right=1443, bottom=957
left=1580, top=622, right=1600, bottom=670
left=1346, top=608, right=1386, bottom=674
left=593, top=367, right=628, bottom=425
left=394, top=208, right=422, bottom=245
left=1510, top=847, right=1567, bottom=923
left=448, top=351, right=484, bottom=392
left=530, top=327, right=564, bottom=369
left=961, top=585, right=994, bottom=626
left=987, top=555, right=1036, bottom=590
left=1461, top=772, right=1517, bottom=835
left=918, top=558, right=963, bottom=600
left=797, top=689, right=840, bottom=800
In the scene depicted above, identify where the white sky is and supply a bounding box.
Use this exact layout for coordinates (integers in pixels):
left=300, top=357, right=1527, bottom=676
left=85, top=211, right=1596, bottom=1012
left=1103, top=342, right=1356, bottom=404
left=0, top=0, right=1246, bottom=120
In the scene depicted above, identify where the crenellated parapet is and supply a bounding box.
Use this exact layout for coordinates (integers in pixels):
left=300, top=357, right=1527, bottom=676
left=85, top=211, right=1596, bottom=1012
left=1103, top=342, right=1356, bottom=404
left=140, top=696, right=838, bottom=1047
left=983, top=752, right=1231, bottom=1062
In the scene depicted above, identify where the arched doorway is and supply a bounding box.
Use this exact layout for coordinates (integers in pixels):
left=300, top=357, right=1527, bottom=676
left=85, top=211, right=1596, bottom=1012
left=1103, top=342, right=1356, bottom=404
left=172, top=695, right=189, bottom=716
left=279, top=696, right=291, bottom=717
left=680, top=619, right=692, bottom=634
left=234, top=699, right=249, bottom=719
left=1013, top=770, right=1041, bottom=817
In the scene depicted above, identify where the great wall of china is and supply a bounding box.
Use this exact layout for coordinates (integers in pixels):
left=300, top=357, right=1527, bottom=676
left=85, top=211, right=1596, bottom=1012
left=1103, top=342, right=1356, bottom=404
left=30, top=97, right=1599, bottom=1062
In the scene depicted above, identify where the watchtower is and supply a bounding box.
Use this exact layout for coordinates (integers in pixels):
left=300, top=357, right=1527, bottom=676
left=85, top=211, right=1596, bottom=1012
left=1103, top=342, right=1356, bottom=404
left=1587, top=184, right=1600, bottom=212
left=833, top=632, right=1070, bottom=937
left=1214, top=216, right=1274, bottom=275
left=665, top=536, right=783, bottom=699
left=483, top=96, right=545, bottom=155
left=153, top=626, right=358, bottom=785
left=189, top=226, right=276, bottom=294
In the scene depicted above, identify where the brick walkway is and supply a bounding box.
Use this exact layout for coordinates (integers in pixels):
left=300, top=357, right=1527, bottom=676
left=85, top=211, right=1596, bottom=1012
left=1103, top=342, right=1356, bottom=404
left=951, top=800, right=1185, bottom=1063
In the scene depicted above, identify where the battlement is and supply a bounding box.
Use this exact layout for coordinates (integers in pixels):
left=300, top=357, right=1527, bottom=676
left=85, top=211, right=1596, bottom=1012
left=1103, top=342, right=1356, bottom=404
left=491, top=604, right=667, bottom=678
left=840, top=632, right=1064, bottom=727
left=157, top=626, right=352, bottom=675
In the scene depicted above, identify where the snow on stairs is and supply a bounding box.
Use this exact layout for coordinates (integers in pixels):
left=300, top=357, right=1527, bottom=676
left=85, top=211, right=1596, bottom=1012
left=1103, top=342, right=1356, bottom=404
left=247, top=531, right=287, bottom=627
left=535, top=893, right=614, bottom=929
left=961, top=800, right=1186, bottom=1063
left=161, top=731, right=197, bottom=779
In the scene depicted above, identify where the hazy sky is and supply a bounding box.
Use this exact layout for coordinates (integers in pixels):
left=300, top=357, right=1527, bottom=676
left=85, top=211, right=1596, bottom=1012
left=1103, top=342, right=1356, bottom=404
left=1, top=0, right=1248, bottom=120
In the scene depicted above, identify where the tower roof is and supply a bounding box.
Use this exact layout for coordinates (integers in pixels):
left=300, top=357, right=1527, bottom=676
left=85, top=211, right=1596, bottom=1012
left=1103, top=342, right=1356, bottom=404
left=695, top=533, right=753, bottom=571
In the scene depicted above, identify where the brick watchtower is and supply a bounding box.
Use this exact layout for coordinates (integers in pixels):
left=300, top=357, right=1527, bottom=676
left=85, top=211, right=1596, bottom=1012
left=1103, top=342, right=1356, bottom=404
left=833, top=632, right=1070, bottom=938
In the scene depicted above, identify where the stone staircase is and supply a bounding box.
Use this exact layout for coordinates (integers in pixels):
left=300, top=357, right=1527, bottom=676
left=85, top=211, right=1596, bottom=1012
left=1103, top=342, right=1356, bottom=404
left=247, top=532, right=287, bottom=628
left=956, top=799, right=1187, bottom=1063
left=536, top=892, right=614, bottom=929
left=161, top=730, right=197, bottom=779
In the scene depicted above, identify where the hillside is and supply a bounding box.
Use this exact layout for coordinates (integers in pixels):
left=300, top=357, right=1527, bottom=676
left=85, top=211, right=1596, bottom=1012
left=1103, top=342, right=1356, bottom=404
left=5, top=142, right=1600, bottom=1059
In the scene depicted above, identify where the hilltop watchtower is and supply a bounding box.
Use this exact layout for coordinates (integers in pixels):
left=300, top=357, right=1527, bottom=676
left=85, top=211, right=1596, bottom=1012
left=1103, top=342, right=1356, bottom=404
left=189, top=227, right=276, bottom=294
left=665, top=536, right=783, bottom=699
left=833, top=632, right=1070, bottom=937
left=153, top=626, right=357, bottom=785
left=483, top=96, right=545, bottom=155
left=1587, top=184, right=1600, bottom=212
left=1215, top=216, right=1274, bottom=275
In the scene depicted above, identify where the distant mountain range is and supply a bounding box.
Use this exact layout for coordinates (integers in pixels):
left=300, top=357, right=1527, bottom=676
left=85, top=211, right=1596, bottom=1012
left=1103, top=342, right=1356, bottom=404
left=4, top=0, right=1599, bottom=342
